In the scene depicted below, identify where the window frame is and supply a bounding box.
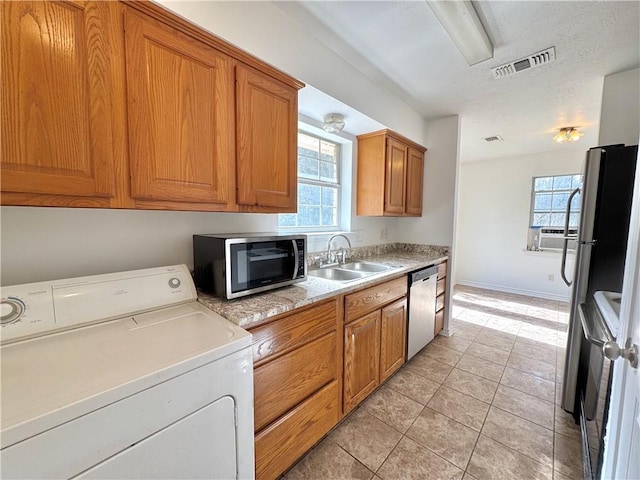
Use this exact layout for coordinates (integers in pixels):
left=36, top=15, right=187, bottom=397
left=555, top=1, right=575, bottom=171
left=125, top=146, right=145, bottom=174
left=278, top=130, right=343, bottom=233
left=530, top=173, right=583, bottom=231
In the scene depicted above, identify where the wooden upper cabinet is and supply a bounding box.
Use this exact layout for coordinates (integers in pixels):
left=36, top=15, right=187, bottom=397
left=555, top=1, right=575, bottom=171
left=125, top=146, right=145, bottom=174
left=124, top=7, right=233, bottom=206
left=356, top=129, right=426, bottom=217
left=405, top=146, right=425, bottom=215
left=1, top=1, right=119, bottom=207
left=236, top=65, right=297, bottom=211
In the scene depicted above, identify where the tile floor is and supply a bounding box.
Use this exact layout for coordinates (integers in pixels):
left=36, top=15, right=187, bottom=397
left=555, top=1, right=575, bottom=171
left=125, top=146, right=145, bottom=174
left=282, top=286, right=584, bottom=480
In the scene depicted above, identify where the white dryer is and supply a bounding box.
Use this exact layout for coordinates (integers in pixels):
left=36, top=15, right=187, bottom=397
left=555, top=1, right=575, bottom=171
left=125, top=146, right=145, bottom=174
left=0, top=265, right=254, bottom=479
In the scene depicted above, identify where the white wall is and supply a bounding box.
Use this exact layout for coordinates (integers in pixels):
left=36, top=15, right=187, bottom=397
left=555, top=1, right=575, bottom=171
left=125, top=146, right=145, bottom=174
left=1, top=1, right=427, bottom=286
left=598, top=68, right=640, bottom=146
left=455, top=150, right=584, bottom=301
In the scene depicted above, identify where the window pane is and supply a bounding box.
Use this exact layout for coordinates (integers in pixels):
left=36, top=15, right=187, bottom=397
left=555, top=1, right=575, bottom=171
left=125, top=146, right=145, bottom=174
left=572, top=175, right=583, bottom=189
left=321, top=207, right=337, bottom=226
left=535, top=177, right=553, bottom=191
left=322, top=186, right=338, bottom=207
left=569, top=213, right=580, bottom=227
left=298, top=133, right=319, bottom=158
left=550, top=213, right=565, bottom=227
left=534, top=193, right=552, bottom=210
left=298, top=156, right=319, bottom=180
left=533, top=213, right=550, bottom=226
left=553, top=176, right=572, bottom=190
left=552, top=193, right=569, bottom=211
left=320, top=161, right=338, bottom=183
left=298, top=206, right=320, bottom=226
left=320, top=141, right=337, bottom=163
left=278, top=214, right=296, bottom=227
left=298, top=183, right=321, bottom=206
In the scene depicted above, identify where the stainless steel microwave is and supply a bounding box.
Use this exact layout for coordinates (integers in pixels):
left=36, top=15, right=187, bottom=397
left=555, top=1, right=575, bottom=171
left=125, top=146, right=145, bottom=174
left=193, top=233, right=307, bottom=299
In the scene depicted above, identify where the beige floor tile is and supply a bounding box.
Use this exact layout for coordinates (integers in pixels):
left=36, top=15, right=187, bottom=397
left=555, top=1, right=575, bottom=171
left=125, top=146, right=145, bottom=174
left=404, top=354, right=453, bottom=383
left=474, top=331, right=515, bottom=352
left=492, top=385, right=555, bottom=430
left=507, top=352, right=556, bottom=382
left=554, top=409, right=581, bottom=441
left=466, top=342, right=510, bottom=365
left=481, top=407, right=553, bottom=466
left=427, top=385, right=490, bottom=431
left=329, top=409, right=402, bottom=472
left=443, top=368, right=498, bottom=403
left=484, top=316, right=522, bottom=335
left=553, top=433, right=583, bottom=479
left=467, top=435, right=552, bottom=480
left=555, top=384, right=563, bottom=405
left=455, top=309, right=489, bottom=327
left=432, top=334, right=472, bottom=352
left=456, top=353, right=505, bottom=382
left=283, top=439, right=373, bottom=480
left=553, top=471, right=573, bottom=480
left=500, top=367, right=556, bottom=403
left=377, top=436, right=463, bottom=480
left=452, top=323, right=481, bottom=341
left=361, top=386, right=424, bottom=434
left=406, top=407, right=479, bottom=469
left=385, top=367, right=440, bottom=405
left=463, top=474, right=480, bottom=480
left=526, top=306, right=559, bottom=321
left=478, top=327, right=517, bottom=341
left=420, top=342, right=464, bottom=366
left=513, top=339, right=557, bottom=363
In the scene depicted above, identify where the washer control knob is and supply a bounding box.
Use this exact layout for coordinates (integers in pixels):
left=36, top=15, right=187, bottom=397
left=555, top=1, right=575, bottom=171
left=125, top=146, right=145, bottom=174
left=168, top=278, right=181, bottom=289
left=1, top=298, right=25, bottom=325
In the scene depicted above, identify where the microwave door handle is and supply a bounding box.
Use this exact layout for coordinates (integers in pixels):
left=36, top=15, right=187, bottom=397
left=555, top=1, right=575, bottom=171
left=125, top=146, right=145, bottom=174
left=561, top=187, right=581, bottom=286
left=291, top=239, right=299, bottom=280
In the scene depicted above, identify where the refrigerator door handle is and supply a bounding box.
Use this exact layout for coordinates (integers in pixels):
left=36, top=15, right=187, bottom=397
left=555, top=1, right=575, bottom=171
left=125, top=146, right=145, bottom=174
left=561, top=187, right=581, bottom=286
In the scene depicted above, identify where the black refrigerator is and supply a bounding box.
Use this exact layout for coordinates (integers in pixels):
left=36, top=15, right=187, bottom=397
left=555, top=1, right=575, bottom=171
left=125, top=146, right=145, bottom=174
left=560, top=143, right=638, bottom=478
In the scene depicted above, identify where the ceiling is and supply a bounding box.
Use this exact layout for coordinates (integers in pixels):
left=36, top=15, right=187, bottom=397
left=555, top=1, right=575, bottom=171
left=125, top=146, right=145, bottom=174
left=279, top=1, right=640, bottom=162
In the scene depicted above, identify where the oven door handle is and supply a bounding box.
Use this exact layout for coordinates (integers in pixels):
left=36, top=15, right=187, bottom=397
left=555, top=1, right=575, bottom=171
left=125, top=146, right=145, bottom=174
left=291, top=239, right=299, bottom=280
left=578, top=303, right=614, bottom=349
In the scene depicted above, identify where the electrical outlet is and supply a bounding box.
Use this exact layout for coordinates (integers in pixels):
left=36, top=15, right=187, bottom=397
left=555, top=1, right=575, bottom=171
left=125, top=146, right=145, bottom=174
left=548, top=273, right=555, bottom=281
left=380, top=227, right=388, bottom=240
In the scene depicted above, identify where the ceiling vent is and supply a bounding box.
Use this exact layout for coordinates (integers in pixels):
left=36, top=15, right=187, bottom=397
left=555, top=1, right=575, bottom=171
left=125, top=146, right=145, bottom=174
left=491, top=47, right=556, bottom=79
left=483, top=135, right=504, bottom=142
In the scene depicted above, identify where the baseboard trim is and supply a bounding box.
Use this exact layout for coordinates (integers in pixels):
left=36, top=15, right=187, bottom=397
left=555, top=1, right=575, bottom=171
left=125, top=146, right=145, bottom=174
left=454, top=280, right=570, bottom=303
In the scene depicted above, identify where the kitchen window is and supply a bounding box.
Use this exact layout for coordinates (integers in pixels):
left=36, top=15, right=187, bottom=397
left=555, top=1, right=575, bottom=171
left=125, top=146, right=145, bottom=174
left=278, top=131, right=342, bottom=232
left=530, top=174, right=583, bottom=229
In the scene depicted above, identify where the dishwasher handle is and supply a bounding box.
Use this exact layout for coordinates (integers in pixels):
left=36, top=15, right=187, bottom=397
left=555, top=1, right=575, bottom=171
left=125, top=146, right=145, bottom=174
left=409, top=266, right=439, bottom=284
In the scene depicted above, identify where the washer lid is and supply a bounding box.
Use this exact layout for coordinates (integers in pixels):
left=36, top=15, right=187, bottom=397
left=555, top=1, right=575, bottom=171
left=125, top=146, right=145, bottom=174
left=1, top=302, right=251, bottom=448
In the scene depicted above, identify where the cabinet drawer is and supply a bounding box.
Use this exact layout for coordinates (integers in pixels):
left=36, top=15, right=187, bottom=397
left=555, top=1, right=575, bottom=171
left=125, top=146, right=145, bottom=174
left=254, top=333, right=337, bottom=432
left=436, top=278, right=446, bottom=297
left=435, top=309, right=444, bottom=336
left=345, top=277, right=407, bottom=322
left=255, top=381, right=340, bottom=480
left=437, top=261, right=447, bottom=279
left=436, top=293, right=445, bottom=312
left=249, top=300, right=337, bottom=366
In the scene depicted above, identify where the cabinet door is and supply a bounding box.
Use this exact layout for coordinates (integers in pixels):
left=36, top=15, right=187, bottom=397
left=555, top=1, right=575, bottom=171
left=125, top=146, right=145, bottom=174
left=1, top=1, right=117, bottom=204
left=124, top=8, right=233, bottom=205
left=236, top=65, right=297, bottom=210
left=344, top=311, right=381, bottom=413
left=384, top=138, right=408, bottom=215
left=380, top=298, right=407, bottom=382
left=405, top=147, right=424, bottom=216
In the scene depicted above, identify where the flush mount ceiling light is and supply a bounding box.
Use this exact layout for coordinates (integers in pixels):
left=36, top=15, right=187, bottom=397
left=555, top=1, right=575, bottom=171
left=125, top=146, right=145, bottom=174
left=553, top=127, right=584, bottom=143
left=426, top=0, right=493, bottom=66
left=322, top=114, right=345, bottom=133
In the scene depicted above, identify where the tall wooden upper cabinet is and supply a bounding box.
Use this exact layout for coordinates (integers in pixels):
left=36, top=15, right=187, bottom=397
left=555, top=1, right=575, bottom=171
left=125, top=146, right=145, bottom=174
left=356, top=129, right=426, bottom=217
left=1, top=0, right=303, bottom=212
left=1, top=1, right=120, bottom=207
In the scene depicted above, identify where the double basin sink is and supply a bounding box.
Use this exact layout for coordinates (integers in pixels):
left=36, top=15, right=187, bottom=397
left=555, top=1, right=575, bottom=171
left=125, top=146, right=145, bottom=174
left=308, top=261, right=401, bottom=283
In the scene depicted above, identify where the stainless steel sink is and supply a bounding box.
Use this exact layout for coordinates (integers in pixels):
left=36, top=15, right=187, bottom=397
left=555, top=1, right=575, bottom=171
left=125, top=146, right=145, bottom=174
left=308, top=268, right=370, bottom=282
left=339, top=261, right=396, bottom=273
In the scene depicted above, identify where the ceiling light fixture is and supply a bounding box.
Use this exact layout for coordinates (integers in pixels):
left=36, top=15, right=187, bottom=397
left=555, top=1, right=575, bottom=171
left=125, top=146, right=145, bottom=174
left=553, top=127, right=584, bottom=143
left=426, top=0, right=493, bottom=66
left=322, top=113, right=345, bottom=133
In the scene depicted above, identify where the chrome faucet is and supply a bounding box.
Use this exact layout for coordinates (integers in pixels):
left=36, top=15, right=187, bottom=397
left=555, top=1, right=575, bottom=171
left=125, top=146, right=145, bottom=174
left=326, top=234, right=352, bottom=265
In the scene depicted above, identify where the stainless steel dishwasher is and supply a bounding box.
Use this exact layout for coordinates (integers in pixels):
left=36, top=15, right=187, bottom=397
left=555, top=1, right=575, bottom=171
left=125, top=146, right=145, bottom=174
left=407, top=265, right=439, bottom=360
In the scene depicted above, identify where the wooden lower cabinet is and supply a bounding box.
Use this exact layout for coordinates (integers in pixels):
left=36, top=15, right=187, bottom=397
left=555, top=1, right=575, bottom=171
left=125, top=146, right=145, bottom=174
left=434, top=260, right=447, bottom=336
left=249, top=299, right=341, bottom=480
left=380, top=298, right=407, bottom=382
left=343, top=310, right=381, bottom=412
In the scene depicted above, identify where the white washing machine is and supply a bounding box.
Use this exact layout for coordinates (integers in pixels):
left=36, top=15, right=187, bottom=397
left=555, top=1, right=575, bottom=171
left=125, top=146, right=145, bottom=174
left=0, top=265, right=254, bottom=479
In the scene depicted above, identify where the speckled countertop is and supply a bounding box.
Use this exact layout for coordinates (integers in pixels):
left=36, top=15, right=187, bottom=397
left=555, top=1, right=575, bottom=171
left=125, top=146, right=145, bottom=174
left=197, top=243, right=448, bottom=329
